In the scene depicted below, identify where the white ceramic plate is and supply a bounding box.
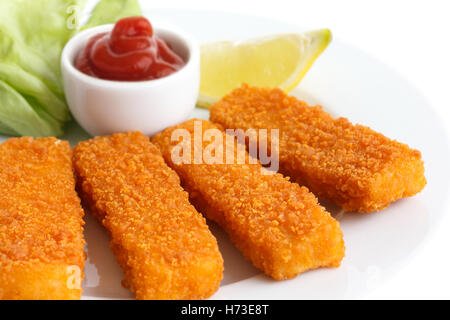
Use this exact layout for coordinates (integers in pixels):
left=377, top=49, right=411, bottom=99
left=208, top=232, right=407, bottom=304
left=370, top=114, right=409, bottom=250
left=2, top=9, right=449, bottom=299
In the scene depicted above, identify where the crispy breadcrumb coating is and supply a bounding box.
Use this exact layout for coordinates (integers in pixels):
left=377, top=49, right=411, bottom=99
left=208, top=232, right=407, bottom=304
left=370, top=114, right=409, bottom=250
left=73, top=132, right=223, bottom=300
left=152, top=119, right=344, bottom=280
left=210, top=84, right=426, bottom=212
left=0, top=137, right=85, bottom=300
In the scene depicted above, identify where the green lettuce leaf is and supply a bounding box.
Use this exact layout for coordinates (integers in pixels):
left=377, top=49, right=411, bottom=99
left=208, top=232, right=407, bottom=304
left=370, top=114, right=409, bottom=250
left=83, top=0, right=142, bottom=30
left=0, top=0, right=142, bottom=137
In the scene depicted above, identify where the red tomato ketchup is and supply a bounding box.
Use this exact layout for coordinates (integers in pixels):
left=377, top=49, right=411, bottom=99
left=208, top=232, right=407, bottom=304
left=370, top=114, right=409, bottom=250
left=75, top=17, right=185, bottom=81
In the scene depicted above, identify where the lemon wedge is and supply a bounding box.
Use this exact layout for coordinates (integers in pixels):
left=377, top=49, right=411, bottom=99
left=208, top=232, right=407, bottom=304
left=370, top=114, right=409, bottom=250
left=198, top=29, right=332, bottom=108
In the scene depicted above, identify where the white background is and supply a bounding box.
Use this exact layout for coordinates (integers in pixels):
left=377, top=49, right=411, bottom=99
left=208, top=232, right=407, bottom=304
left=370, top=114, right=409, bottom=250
left=141, top=0, right=450, bottom=299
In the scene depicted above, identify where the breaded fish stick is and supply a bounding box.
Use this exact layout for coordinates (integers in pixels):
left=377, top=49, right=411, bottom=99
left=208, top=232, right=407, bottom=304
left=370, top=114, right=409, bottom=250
left=152, top=120, right=344, bottom=280
left=73, top=132, right=223, bottom=300
left=210, top=84, right=426, bottom=212
left=0, top=137, right=85, bottom=300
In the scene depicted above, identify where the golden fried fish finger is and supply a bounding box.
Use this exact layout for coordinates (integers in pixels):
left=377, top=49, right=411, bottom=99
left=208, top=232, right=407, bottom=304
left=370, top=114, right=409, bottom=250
left=152, top=119, right=344, bottom=280
left=0, top=137, right=85, bottom=300
left=210, top=84, right=426, bottom=212
left=73, top=132, right=223, bottom=300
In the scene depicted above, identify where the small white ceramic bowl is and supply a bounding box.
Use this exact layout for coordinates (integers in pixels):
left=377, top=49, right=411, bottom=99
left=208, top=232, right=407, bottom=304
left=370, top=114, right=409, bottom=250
left=61, top=23, right=199, bottom=137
